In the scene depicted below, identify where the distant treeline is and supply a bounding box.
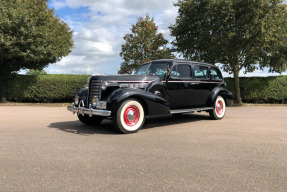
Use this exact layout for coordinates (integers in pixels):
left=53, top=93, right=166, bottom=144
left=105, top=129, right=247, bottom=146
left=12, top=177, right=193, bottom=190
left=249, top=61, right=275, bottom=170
left=6, top=74, right=287, bottom=104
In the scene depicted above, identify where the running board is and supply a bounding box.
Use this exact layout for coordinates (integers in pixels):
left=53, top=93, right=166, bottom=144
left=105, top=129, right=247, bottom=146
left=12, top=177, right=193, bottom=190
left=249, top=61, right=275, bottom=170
left=170, top=107, right=213, bottom=114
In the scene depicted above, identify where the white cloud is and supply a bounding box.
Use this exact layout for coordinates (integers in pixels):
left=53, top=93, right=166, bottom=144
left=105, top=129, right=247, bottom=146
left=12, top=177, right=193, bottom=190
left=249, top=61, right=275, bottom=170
left=47, top=0, right=287, bottom=77
left=47, top=0, right=178, bottom=74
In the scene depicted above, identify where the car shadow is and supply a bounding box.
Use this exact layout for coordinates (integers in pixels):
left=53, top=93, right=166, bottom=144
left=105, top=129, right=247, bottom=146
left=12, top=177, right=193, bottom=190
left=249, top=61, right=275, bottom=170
left=143, top=113, right=211, bottom=130
left=48, top=119, right=117, bottom=135
left=48, top=113, right=211, bottom=135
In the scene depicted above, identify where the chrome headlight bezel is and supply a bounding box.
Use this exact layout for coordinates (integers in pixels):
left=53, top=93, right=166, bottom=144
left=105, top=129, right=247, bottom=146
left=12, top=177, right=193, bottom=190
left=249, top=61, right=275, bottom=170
left=92, top=96, right=99, bottom=107
left=74, top=96, right=79, bottom=105
left=101, top=81, right=108, bottom=90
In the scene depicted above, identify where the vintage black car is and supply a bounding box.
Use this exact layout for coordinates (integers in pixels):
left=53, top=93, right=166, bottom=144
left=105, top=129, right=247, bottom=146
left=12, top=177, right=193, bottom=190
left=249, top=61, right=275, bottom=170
left=67, top=59, right=233, bottom=133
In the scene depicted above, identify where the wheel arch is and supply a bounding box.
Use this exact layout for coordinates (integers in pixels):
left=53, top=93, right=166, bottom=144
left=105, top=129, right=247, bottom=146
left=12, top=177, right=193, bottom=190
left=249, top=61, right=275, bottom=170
left=107, top=88, right=170, bottom=117
left=117, top=95, right=149, bottom=116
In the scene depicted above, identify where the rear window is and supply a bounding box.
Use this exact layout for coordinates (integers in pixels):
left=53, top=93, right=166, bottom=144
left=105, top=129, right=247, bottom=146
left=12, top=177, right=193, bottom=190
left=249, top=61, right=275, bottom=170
left=210, top=68, right=222, bottom=80
left=194, top=65, right=209, bottom=79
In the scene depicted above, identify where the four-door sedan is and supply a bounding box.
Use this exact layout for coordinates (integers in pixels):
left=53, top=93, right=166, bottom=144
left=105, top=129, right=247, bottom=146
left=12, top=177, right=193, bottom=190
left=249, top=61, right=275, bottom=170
left=67, top=59, right=233, bottom=133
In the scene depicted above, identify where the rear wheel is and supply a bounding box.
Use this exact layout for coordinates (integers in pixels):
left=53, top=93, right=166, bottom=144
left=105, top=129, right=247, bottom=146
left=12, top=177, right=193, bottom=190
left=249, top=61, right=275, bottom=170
left=209, top=96, right=226, bottom=120
left=77, top=114, right=104, bottom=125
left=113, top=99, right=145, bottom=134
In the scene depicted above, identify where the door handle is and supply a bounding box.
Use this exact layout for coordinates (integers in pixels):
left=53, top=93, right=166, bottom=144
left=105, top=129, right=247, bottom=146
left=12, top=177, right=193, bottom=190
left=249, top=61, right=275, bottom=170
left=190, top=82, right=199, bottom=85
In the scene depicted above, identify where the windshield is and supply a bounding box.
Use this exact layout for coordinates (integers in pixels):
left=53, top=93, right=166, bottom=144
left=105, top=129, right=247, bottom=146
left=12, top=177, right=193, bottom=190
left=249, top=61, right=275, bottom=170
left=135, top=62, right=169, bottom=76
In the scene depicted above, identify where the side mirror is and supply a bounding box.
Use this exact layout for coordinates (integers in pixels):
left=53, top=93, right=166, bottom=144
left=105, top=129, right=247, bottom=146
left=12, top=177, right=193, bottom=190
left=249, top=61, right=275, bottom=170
left=164, top=68, right=170, bottom=80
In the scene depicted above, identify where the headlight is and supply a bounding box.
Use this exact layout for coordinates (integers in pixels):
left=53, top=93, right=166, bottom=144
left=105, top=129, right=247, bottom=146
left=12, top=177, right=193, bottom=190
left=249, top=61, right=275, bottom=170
left=92, top=96, right=98, bottom=107
left=101, top=81, right=108, bottom=90
left=74, top=96, right=79, bottom=105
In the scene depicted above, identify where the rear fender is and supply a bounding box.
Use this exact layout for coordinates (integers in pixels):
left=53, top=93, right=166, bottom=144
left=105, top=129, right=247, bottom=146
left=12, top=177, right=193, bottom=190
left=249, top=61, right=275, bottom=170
left=107, top=88, right=170, bottom=116
left=208, top=87, right=233, bottom=107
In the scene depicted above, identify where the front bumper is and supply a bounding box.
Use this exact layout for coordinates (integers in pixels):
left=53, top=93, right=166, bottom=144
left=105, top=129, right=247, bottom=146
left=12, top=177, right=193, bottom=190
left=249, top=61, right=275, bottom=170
left=67, top=103, right=111, bottom=117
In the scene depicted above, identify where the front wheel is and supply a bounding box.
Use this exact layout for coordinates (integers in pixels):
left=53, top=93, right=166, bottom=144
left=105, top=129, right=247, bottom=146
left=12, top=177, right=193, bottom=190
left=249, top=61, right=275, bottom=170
left=113, top=99, right=145, bottom=134
left=77, top=114, right=104, bottom=125
left=209, top=96, right=226, bottom=120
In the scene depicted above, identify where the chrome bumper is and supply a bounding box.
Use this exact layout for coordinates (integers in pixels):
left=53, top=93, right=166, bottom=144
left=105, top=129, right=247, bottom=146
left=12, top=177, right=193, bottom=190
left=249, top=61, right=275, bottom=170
left=67, top=103, right=111, bottom=117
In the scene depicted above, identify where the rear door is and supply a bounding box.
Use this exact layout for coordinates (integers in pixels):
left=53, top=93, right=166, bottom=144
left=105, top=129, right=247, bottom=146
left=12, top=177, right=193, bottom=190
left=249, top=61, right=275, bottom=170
left=190, top=65, right=212, bottom=107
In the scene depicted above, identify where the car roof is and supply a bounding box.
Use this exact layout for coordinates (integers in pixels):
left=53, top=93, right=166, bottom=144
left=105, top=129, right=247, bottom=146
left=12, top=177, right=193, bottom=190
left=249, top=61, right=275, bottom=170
left=150, top=59, right=214, bottom=67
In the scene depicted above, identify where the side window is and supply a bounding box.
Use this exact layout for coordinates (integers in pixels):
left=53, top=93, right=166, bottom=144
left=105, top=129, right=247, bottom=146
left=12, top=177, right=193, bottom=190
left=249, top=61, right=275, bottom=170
left=210, top=68, right=222, bottom=80
left=171, top=65, right=178, bottom=77
left=171, top=65, right=191, bottom=78
left=194, top=65, right=209, bottom=79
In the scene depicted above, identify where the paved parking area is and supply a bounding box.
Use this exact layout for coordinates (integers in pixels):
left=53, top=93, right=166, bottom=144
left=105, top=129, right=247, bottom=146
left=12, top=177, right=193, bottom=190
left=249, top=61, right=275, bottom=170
left=0, top=106, right=286, bottom=191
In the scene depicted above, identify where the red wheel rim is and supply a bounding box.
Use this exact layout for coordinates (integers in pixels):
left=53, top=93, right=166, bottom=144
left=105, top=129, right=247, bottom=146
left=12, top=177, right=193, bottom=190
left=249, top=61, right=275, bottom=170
left=216, top=100, right=224, bottom=115
left=123, top=105, right=140, bottom=126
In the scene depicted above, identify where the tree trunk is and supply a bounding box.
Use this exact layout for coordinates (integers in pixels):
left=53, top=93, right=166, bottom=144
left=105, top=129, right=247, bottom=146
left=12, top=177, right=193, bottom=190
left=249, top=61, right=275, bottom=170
left=0, top=81, right=8, bottom=103
left=0, top=70, right=9, bottom=103
left=233, top=69, right=242, bottom=105
left=1, top=97, right=7, bottom=103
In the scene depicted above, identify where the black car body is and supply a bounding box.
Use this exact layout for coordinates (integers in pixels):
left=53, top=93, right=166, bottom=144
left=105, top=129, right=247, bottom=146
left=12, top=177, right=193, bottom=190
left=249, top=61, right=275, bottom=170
left=67, top=59, right=233, bottom=133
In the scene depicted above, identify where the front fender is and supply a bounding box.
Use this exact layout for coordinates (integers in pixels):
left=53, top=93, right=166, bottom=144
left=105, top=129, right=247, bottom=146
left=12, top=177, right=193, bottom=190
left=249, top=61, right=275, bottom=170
left=76, top=88, right=88, bottom=104
left=208, top=87, right=233, bottom=107
left=107, top=88, right=170, bottom=116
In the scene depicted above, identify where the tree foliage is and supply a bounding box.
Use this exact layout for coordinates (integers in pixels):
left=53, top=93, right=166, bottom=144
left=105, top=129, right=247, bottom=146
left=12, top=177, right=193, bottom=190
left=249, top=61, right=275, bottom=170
left=170, top=0, right=287, bottom=104
left=119, top=15, right=173, bottom=74
left=0, top=0, right=74, bottom=100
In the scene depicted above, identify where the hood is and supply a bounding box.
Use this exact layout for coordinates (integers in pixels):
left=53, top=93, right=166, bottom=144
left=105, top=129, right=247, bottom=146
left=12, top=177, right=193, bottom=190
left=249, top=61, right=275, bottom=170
left=90, top=74, right=162, bottom=83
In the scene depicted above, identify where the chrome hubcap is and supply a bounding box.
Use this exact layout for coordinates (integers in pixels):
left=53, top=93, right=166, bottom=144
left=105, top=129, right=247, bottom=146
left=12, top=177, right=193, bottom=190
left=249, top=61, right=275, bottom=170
left=127, top=110, right=136, bottom=121
left=216, top=104, right=222, bottom=112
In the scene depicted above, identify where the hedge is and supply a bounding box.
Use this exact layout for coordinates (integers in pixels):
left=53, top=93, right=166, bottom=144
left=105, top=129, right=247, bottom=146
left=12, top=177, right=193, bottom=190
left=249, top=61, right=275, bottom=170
left=7, top=74, right=89, bottom=102
left=5, top=74, right=287, bottom=103
left=225, top=76, right=287, bottom=103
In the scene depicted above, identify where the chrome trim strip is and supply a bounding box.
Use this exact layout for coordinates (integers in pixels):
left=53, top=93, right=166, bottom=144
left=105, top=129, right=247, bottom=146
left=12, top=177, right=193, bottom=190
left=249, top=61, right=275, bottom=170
left=163, top=81, right=223, bottom=83
left=108, top=80, right=152, bottom=83
left=67, top=103, right=111, bottom=117
left=170, top=107, right=213, bottom=114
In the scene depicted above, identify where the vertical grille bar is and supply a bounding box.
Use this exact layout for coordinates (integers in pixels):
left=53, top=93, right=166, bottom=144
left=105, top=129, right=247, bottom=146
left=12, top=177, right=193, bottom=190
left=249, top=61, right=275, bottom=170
left=88, top=79, right=102, bottom=105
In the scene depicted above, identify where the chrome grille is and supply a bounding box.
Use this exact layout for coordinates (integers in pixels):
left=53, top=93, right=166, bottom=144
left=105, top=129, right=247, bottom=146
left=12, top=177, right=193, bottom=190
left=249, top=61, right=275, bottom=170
left=88, top=79, right=102, bottom=105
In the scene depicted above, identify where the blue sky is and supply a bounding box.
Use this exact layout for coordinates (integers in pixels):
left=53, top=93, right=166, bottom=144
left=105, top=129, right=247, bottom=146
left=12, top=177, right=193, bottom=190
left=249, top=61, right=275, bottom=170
left=44, top=0, right=287, bottom=77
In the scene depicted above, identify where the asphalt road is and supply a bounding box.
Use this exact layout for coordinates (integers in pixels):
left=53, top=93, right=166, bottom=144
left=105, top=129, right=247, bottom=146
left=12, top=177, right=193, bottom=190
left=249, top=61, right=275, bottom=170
left=0, top=106, right=286, bottom=192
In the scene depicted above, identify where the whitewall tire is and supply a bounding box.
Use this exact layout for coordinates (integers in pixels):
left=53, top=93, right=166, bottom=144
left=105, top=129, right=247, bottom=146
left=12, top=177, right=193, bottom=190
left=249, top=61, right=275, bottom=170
left=113, top=100, right=145, bottom=133
left=209, top=96, right=226, bottom=120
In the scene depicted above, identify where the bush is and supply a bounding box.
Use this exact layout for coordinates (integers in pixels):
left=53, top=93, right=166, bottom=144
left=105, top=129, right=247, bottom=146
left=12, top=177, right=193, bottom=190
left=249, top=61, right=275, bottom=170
left=266, top=76, right=287, bottom=103
left=7, top=74, right=89, bottom=102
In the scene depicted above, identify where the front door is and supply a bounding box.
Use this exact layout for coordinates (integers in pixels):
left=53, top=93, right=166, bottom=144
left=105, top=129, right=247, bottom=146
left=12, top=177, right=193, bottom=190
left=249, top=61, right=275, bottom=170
left=166, top=64, right=193, bottom=109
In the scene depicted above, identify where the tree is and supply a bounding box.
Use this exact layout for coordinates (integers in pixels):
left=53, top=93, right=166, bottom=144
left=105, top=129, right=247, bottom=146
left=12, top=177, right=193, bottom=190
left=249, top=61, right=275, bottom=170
left=119, top=15, right=174, bottom=74
left=0, top=0, right=74, bottom=101
left=170, top=0, right=287, bottom=104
